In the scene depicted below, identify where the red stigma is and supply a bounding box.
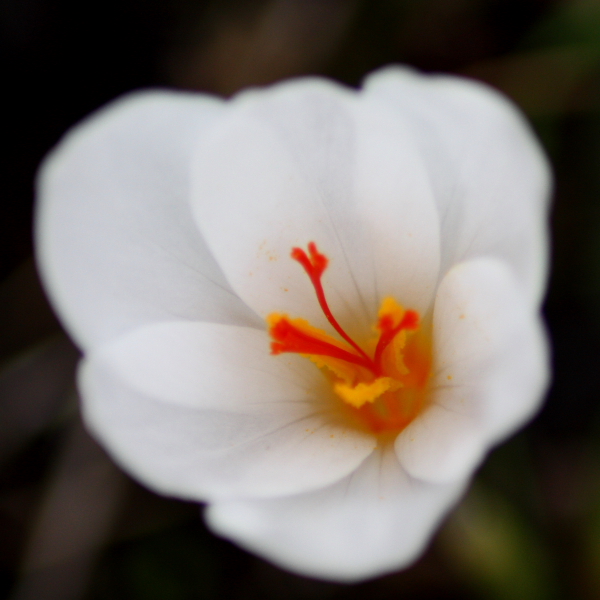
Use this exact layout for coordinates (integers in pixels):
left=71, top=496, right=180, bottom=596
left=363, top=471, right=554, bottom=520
left=373, top=310, right=419, bottom=370
left=291, top=242, right=328, bottom=280
left=269, top=242, right=420, bottom=379
left=267, top=242, right=428, bottom=435
left=291, top=243, right=373, bottom=366
left=270, top=317, right=375, bottom=371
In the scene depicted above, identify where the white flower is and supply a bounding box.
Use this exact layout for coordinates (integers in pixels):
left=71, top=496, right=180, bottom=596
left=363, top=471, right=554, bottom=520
left=35, top=66, right=551, bottom=582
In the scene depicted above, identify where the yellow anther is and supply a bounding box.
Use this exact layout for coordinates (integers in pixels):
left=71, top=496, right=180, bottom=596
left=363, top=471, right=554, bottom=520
left=334, top=377, right=399, bottom=408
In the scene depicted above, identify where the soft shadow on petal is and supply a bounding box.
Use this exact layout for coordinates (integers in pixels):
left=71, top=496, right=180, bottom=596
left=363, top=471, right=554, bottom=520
left=395, top=258, right=549, bottom=483
left=395, top=405, right=483, bottom=485
left=36, top=91, right=261, bottom=351
left=206, top=444, right=465, bottom=583
left=364, top=66, right=551, bottom=306
left=79, top=321, right=375, bottom=500
left=190, top=78, right=440, bottom=340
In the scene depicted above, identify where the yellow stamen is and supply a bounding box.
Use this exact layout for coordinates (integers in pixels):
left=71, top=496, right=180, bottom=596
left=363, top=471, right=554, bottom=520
left=333, top=377, right=400, bottom=408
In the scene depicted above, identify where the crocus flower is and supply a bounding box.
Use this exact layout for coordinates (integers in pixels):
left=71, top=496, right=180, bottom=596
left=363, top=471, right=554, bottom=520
left=36, top=66, right=550, bottom=582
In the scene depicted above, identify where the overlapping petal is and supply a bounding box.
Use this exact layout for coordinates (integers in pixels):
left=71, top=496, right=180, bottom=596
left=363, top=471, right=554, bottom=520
left=36, top=91, right=261, bottom=351
left=190, top=78, right=440, bottom=340
left=364, top=66, right=551, bottom=305
left=80, top=321, right=375, bottom=500
left=395, top=258, right=548, bottom=483
left=206, top=445, right=466, bottom=582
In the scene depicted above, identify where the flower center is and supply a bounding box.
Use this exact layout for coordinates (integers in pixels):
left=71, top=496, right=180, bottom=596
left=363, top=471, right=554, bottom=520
left=267, top=242, right=432, bottom=434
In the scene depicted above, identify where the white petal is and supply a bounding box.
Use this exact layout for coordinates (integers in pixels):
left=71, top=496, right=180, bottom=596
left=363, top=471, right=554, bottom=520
left=36, top=91, right=261, bottom=351
left=80, top=321, right=375, bottom=500
left=190, top=78, right=440, bottom=341
left=394, top=405, right=483, bottom=485
left=206, top=445, right=466, bottom=582
left=396, top=258, right=548, bottom=483
left=364, top=66, right=551, bottom=306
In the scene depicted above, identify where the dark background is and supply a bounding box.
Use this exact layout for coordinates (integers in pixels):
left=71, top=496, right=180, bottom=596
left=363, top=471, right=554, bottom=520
left=2, top=0, right=600, bottom=598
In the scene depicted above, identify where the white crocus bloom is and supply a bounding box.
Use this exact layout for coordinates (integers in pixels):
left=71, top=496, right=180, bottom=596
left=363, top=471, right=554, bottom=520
left=36, top=66, right=550, bottom=582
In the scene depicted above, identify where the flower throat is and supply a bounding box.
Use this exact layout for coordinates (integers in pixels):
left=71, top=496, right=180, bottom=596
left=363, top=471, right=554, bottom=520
left=267, top=242, right=431, bottom=434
